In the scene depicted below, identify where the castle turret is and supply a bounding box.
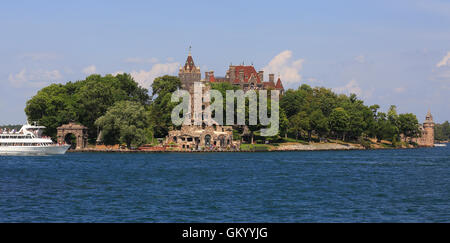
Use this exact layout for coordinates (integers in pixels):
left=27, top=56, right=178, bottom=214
left=423, top=110, right=435, bottom=147
left=275, top=77, right=285, bottom=94
left=179, top=47, right=201, bottom=91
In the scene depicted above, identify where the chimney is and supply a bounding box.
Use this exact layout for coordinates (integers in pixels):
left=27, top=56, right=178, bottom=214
left=258, top=71, right=264, bottom=82
left=269, top=74, right=275, bottom=83
left=239, top=70, right=244, bottom=82
left=229, top=66, right=236, bottom=81
left=205, top=71, right=209, bottom=81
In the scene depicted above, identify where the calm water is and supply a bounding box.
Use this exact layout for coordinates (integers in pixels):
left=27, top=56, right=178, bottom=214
left=0, top=146, right=449, bottom=222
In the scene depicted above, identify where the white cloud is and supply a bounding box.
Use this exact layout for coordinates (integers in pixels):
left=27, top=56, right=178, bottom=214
left=82, top=65, right=97, bottom=75
left=263, top=50, right=304, bottom=84
left=8, top=69, right=62, bottom=88
left=334, top=79, right=362, bottom=96
left=129, top=62, right=180, bottom=88
left=124, top=57, right=159, bottom=64
left=334, top=79, right=373, bottom=99
left=436, top=52, right=450, bottom=68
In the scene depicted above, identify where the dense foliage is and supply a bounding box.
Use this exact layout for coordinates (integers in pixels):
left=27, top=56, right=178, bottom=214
left=25, top=74, right=149, bottom=142
left=25, top=73, right=423, bottom=148
left=95, top=101, right=152, bottom=149
left=279, top=85, right=420, bottom=145
left=435, top=121, right=450, bottom=141
left=148, top=75, right=182, bottom=138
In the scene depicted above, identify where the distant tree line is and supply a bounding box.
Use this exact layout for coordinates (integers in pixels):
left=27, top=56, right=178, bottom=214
left=25, top=74, right=422, bottom=148
left=435, top=121, right=450, bottom=141
left=278, top=84, right=420, bottom=147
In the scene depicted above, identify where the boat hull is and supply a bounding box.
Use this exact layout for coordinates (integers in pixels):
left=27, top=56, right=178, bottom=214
left=0, top=145, right=70, bottom=156
left=434, top=144, right=447, bottom=147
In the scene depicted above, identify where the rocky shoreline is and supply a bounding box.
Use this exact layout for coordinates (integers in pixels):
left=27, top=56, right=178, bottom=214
left=271, top=143, right=363, bottom=151
left=66, top=141, right=418, bottom=153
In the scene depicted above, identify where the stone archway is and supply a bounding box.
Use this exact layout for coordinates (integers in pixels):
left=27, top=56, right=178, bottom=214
left=57, top=122, right=88, bottom=150
left=64, top=133, right=77, bottom=149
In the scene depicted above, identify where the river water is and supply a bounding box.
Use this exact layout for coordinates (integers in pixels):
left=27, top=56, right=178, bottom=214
left=0, top=146, right=449, bottom=222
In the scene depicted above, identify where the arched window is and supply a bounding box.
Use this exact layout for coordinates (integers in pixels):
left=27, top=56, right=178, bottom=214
left=205, top=135, right=211, bottom=146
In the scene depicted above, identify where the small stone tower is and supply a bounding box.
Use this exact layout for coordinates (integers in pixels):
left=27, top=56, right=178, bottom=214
left=412, top=110, right=435, bottom=147
left=178, top=47, right=201, bottom=92
left=423, top=110, right=435, bottom=146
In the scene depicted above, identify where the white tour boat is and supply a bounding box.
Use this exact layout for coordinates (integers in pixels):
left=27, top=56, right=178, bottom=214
left=434, top=143, right=447, bottom=147
left=0, top=123, right=70, bottom=155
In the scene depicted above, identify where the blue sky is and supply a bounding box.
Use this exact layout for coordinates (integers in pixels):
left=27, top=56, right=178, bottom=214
left=1, top=0, right=449, bottom=124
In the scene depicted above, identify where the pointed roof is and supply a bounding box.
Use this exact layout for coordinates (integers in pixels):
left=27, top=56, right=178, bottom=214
left=209, top=74, right=216, bottom=82
left=184, top=54, right=196, bottom=71
left=230, top=65, right=262, bottom=84
left=425, top=110, right=433, bottom=123
left=275, top=77, right=284, bottom=90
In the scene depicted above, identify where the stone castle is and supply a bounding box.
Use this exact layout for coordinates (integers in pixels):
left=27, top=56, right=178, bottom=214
left=412, top=110, right=435, bottom=147
left=165, top=50, right=435, bottom=150
left=178, top=50, right=285, bottom=93
left=165, top=50, right=285, bottom=151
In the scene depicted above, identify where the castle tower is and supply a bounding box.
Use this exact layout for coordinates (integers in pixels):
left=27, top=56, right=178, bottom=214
left=178, top=47, right=201, bottom=92
left=423, top=110, right=435, bottom=147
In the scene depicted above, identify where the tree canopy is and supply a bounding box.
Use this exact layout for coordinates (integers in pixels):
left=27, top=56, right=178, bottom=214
left=148, top=75, right=182, bottom=138
left=25, top=73, right=149, bottom=141
left=25, top=73, right=422, bottom=148
left=435, top=121, right=450, bottom=141
left=279, top=84, right=421, bottom=146
left=95, top=100, right=152, bottom=149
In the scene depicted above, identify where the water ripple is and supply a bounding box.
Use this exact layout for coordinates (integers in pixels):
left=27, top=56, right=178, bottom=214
left=0, top=147, right=449, bottom=222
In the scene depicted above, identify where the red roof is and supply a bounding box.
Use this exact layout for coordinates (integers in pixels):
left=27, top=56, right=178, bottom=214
left=209, top=75, right=216, bottom=82
left=231, top=66, right=262, bottom=84
left=184, top=55, right=196, bottom=71
left=275, top=77, right=284, bottom=90
left=263, top=81, right=275, bottom=89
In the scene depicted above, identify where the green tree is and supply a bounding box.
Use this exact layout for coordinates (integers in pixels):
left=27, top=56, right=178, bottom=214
left=435, top=121, right=450, bottom=141
left=289, top=111, right=310, bottom=141
left=25, top=84, right=78, bottom=138
left=25, top=73, right=149, bottom=141
left=329, top=107, right=350, bottom=140
left=387, top=105, right=400, bottom=143
left=289, top=113, right=303, bottom=141
left=149, top=75, right=182, bottom=138
left=95, top=101, right=151, bottom=149
left=279, top=109, right=290, bottom=139
left=310, top=109, right=329, bottom=139
left=398, top=113, right=420, bottom=141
